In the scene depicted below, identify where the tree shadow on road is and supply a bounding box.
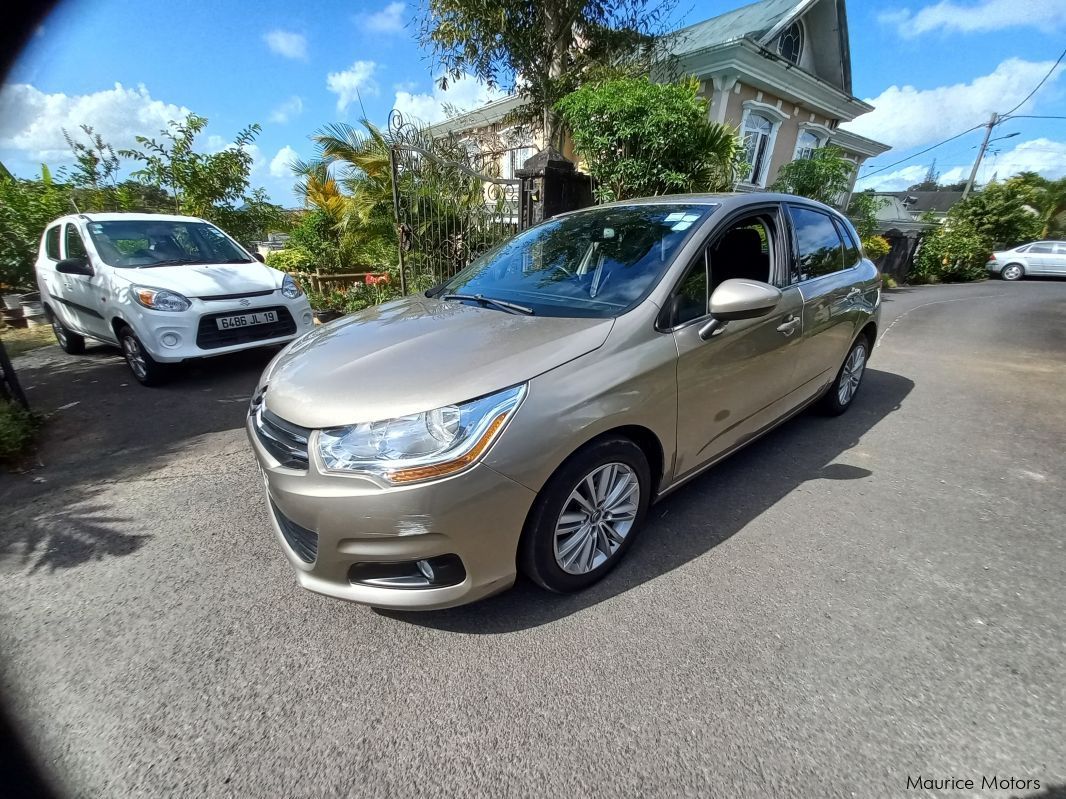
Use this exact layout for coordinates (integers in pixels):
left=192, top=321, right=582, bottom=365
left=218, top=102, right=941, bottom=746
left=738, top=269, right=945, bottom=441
left=382, top=368, right=914, bottom=633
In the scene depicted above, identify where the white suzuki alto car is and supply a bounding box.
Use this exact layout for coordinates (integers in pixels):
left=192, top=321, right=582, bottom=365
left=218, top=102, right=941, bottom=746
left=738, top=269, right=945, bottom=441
left=35, top=213, right=313, bottom=385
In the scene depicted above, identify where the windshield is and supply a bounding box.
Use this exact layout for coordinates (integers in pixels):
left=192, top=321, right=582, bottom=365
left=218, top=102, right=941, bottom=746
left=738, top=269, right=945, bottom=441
left=440, top=204, right=716, bottom=318
left=84, top=220, right=253, bottom=268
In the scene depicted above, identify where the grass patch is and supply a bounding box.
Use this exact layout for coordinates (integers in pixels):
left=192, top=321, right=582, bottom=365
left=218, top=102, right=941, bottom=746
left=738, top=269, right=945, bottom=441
left=0, top=324, right=55, bottom=357
left=0, top=399, right=41, bottom=464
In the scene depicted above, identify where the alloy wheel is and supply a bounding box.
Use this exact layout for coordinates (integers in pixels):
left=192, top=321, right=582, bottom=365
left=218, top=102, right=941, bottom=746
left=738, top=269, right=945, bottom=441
left=1002, top=264, right=1023, bottom=281
left=837, top=343, right=867, bottom=406
left=122, top=335, right=148, bottom=380
left=553, top=462, right=640, bottom=575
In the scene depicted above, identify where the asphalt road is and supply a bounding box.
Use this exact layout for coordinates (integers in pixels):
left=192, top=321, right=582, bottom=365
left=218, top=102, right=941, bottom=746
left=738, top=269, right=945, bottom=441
left=1, top=281, right=1064, bottom=798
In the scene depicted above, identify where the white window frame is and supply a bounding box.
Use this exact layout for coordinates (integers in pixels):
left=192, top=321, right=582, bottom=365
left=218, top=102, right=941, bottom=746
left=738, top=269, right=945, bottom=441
left=777, top=19, right=805, bottom=65
left=739, top=101, right=788, bottom=188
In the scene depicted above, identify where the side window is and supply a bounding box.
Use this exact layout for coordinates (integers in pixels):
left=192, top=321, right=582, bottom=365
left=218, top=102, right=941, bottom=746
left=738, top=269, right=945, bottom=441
left=1054, top=243, right=1066, bottom=255
left=834, top=217, right=861, bottom=267
left=64, top=224, right=88, bottom=260
left=789, top=206, right=844, bottom=281
left=1029, top=242, right=1053, bottom=253
left=44, top=226, right=61, bottom=260
left=673, top=250, right=709, bottom=325
left=708, top=215, right=775, bottom=291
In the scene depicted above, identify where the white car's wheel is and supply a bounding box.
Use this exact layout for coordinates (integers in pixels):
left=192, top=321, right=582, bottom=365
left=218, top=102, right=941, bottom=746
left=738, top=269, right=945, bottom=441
left=118, top=325, right=170, bottom=386
left=1000, top=263, right=1024, bottom=281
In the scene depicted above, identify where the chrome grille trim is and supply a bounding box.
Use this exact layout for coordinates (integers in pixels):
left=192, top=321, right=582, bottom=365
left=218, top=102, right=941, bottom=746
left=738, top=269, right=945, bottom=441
left=251, top=400, right=310, bottom=470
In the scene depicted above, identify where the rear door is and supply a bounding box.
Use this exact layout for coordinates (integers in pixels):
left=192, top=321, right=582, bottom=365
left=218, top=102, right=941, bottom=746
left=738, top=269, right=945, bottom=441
left=60, top=223, right=112, bottom=340
left=36, top=225, right=72, bottom=325
left=1025, top=242, right=1054, bottom=274
left=1050, top=243, right=1066, bottom=275
left=787, top=205, right=863, bottom=390
left=671, top=206, right=804, bottom=477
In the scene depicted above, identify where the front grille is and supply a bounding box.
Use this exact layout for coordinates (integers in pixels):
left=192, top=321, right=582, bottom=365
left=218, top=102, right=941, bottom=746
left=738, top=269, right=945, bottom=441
left=271, top=500, right=318, bottom=563
left=196, top=306, right=296, bottom=350
left=197, top=289, right=276, bottom=302
left=251, top=402, right=310, bottom=469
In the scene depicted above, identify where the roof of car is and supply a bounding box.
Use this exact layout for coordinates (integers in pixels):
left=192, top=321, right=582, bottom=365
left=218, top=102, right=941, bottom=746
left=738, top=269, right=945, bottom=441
left=52, top=212, right=206, bottom=225
left=576, top=192, right=840, bottom=214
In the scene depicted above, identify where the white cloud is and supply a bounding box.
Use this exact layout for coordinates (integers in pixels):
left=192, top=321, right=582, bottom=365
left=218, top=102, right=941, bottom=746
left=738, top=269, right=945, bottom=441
left=880, top=0, right=1066, bottom=36
left=269, top=145, right=299, bottom=178
left=856, top=138, right=1066, bottom=191
left=327, top=60, right=379, bottom=113
left=263, top=30, right=307, bottom=60
left=269, top=95, right=303, bottom=123
left=358, top=2, right=406, bottom=34
left=0, top=82, right=189, bottom=163
left=842, top=58, right=1064, bottom=151
left=392, top=73, right=505, bottom=125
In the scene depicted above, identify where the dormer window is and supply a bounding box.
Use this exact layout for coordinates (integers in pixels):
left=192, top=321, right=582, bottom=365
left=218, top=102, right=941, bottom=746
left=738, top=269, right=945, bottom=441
left=778, top=21, right=803, bottom=64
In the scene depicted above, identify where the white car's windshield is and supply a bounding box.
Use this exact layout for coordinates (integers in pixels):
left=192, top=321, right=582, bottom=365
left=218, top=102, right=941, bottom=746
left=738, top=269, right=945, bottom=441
left=439, top=204, right=716, bottom=318
left=84, top=220, right=253, bottom=268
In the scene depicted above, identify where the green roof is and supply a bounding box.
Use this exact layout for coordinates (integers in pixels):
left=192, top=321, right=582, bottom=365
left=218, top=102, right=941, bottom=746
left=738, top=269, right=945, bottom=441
left=668, top=0, right=806, bottom=55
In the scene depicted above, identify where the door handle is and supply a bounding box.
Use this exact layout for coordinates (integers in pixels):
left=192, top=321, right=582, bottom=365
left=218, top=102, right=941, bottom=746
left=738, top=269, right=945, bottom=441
left=776, top=316, right=800, bottom=336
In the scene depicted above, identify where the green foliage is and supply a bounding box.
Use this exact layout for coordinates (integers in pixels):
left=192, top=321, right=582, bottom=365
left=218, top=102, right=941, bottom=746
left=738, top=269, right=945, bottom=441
left=770, top=146, right=854, bottom=206
left=556, top=77, right=745, bottom=202
left=862, top=235, right=891, bottom=261
left=951, top=180, right=1041, bottom=248
left=302, top=277, right=400, bottom=313
left=913, top=218, right=989, bottom=284
left=1002, top=171, right=1066, bottom=238
left=0, top=170, right=69, bottom=290
left=0, top=399, right=40, bottom=464
left=846, top=191, right=887, bottom=240
left=266, top=247, right=317, bottom=273
left=417, top=0, right=676, bottom=144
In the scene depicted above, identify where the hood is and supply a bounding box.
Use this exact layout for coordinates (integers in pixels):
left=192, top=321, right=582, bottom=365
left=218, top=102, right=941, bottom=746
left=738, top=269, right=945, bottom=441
left=262, top=295, right=614, bottom=428
left=113, top=262, right=281, bottom=297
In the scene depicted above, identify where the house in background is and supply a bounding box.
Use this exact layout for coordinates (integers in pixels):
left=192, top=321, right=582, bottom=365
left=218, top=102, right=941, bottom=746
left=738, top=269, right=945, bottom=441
left=876, top=190, right=966, bottom=223
left=430, top=0, right=890, bottom=204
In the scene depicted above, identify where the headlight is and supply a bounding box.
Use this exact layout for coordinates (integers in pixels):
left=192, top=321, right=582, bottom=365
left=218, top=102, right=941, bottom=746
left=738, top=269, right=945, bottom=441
left=132, top=286, right=191, bottom=312
left=318, top=384, right=525, bottom=484
left=281, top=274, right=302, bottom=299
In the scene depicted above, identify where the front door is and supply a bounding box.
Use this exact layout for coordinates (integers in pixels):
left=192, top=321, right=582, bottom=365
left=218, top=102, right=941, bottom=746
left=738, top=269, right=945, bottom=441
left=60, top=223, right=112, bottom=340
left=672, top=210, right=804, bottom=478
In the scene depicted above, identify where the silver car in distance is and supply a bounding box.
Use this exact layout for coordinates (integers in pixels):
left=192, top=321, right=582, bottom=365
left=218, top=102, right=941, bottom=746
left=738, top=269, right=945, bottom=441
left=247, top=194, right=881, bottom=610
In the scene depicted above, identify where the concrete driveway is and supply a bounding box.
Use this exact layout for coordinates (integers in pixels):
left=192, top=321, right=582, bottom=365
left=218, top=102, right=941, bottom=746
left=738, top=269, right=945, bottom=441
left=1, top=281, right=1064, bottom=797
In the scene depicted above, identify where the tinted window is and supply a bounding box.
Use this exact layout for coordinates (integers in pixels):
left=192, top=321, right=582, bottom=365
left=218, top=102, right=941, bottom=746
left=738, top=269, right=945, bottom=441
left=64, top=224, right=88, bottom=259
left=790, top=207, right=844, bottom=280
left=1029, top=242, right=1053, bottom=253
left=442, top=204, right=715, bottom=318
left=835, top=218, right=861, bottom=267
left=44, top=227, right=61, bottom=260
left=673, top=251, right=709, bottom=325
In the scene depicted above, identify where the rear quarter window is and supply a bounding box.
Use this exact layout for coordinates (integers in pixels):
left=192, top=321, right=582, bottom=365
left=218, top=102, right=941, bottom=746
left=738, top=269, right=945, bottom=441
left=44, top=226, right=61, bottom=260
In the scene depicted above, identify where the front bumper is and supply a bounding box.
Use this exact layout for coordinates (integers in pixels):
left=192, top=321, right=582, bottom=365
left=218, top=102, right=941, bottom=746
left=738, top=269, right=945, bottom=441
left=136, top=294, right=314, bottom=362
left=246, top=414, right=538, bottom=610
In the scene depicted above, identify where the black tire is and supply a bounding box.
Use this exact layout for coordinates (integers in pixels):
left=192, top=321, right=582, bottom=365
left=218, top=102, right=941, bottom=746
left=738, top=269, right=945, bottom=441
left=1000, top=263, right=1024, bottom=281
left=48, top=309, right=85, bottom=354
left=118, top=325, right=170, bottom=386
left=519, top=436, right=651, bottom=593
left=819, top=336, right=870, bottom=416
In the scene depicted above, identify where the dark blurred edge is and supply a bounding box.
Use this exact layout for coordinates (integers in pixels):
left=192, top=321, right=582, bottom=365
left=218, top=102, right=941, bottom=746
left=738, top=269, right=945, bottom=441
left=3, top=5, right=63, bottom=798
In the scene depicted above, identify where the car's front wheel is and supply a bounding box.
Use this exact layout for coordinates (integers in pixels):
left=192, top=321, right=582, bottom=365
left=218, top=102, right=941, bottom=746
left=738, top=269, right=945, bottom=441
left=118, top=325, right=170, bottom=386
left=520, top=436, right=651, bottom=593
left=820, top=336, right=869, bottom=416
left=1000, top=263, right=1024, bottom=281
left=49, top=310, right=85, bottom=354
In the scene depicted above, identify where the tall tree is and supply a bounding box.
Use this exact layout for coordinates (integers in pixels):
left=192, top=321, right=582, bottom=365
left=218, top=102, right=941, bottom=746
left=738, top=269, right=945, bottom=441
left=770, top=146, right=854, bottom=206
left=417, top=0, right=676, bottom=146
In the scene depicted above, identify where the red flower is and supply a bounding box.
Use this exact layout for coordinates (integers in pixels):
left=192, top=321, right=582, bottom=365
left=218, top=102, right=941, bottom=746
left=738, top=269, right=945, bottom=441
left=365, top=273, right=390, bottom=285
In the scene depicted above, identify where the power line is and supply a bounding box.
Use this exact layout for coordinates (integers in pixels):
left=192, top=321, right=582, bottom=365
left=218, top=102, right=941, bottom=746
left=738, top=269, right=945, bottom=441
left=999, top=47, right=1066, bottom=117
left=859, top=124, right=984, bottom=178
left=1002, top=114, right=1066, bottom=121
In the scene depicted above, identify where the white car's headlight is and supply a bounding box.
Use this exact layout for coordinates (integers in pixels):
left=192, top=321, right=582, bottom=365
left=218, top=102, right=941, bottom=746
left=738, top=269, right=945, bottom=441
left=132, top=286, right=191, bottom=312
left=318, top=384, right=526, bottom=484
left=281, top=274, right=302, bottom=299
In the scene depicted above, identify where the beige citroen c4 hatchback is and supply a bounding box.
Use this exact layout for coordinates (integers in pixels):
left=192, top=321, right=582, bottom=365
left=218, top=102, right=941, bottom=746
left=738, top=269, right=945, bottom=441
left=248, top=194, right=881, bottom=610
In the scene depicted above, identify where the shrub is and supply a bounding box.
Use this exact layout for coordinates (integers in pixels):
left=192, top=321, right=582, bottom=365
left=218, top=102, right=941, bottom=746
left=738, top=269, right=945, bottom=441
left=912, top=220, right=989, bottom=284
left=266, top=247, right=317, bottom=273
left=862, top=235, right=891, bottom=261
left=0, top=400, right=40, bottom=464
left=771, top=146, right=854, bottom=205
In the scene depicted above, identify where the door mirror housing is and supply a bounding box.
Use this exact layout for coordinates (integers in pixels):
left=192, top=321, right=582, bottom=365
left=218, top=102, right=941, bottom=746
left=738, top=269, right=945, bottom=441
left=252, top=252, right=266, bottom=263
left=56, top=257, right=93, bottom=276
left=699, top=279, right=782, bottom=340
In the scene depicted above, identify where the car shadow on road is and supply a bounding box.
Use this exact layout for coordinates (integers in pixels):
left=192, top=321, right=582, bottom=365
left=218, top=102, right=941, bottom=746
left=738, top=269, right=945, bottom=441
left=382, top=368, right=914, bottom=634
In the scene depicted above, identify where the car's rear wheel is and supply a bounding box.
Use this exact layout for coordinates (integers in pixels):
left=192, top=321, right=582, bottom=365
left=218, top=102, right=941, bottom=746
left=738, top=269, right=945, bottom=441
left=118, top=325, right=170, bottom=386
left=49, top=310, right=85, bottom=354
left=820, top=336, right=869, bottom=416
left=520, top=437, right=651, bottom=593
left=1000, top=263, right=1024, bottom=281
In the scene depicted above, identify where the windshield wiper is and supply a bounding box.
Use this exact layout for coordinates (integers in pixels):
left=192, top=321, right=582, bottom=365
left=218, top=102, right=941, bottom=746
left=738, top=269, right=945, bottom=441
left=138, top=258, right=200, bottom=267
left=218, top=258, right=254, bottom=264
left=440, top=293, right=534, bottom=315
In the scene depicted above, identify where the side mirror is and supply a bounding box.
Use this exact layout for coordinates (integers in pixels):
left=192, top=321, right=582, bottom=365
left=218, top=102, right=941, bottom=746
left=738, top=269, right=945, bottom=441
left=252, top=252, right=266, bottom=263
left=698, top=279, right=782, bottom=340
left=56, top=257, right=93, bottom=276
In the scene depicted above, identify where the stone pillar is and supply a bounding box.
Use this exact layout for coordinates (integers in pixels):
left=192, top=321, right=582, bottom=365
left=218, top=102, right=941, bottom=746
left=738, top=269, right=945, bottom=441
left=516, top=148, right=593, bottom=228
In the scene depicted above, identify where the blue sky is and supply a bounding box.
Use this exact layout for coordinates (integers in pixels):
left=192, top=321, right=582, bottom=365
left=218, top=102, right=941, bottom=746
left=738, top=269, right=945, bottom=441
left=1, top=0, right=1063, bottom=205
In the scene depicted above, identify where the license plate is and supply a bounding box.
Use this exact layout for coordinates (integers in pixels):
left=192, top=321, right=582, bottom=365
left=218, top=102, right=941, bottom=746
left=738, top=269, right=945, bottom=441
left=216, top=310, right=277, bottom=330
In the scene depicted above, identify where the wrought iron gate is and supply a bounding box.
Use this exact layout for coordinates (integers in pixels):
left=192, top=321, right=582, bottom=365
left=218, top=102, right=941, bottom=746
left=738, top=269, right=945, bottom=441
left=388, top=111, right=531, bottom=293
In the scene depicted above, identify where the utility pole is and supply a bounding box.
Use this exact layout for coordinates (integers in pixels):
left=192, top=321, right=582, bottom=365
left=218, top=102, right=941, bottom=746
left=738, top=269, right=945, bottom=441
left=962, top=112, right=997, bottom=199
